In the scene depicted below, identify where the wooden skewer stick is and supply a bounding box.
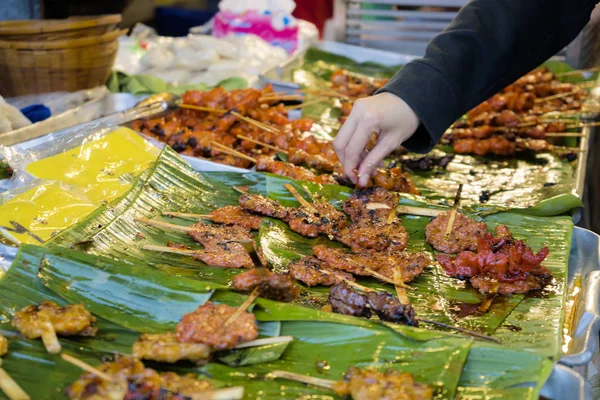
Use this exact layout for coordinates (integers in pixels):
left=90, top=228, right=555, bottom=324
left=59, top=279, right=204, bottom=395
left=393, top=267, right=412, bottom=306
left=232, top=186, right=249, bottom=194
left=40, top=322, right=61, bottom=354
left=135, top=217, right=193, bottom=233
left=283, top=184, right=317, bottom=212
left=417, top=318, right=501, bottom=343
left=444, top=184, right=463, bottom=239
left=270, top=370, right=337, bottom=390
left=0, top=359, right=30, bottom=400
left=192, top=386, right=245, bottom=400
left=544, top=132, right=586, bottom=137
left=556, top=66, right=600, bottom=77
left=259, top=94, right=305, bottom=102
left=61, top=354, right=117, bottom=382
left=234, top=336, right=294, bottom=349
left=210, top=142, right=258, bottom=164
left=237, top=135, right=287, bottom=153
left=534, top=90, right=584, bottom=103
left=178, top=104, right=227, bottom=114
left=320, top=269, right=378, bottom=293
left=285, top=97, right=329, bottom=111
left=230, top=111, right=280, bottom=134
left=163, top=211, right=211, bottom=219
left=225, top=287, right=261, bottom=327
left=366, top=202, right=445, bottom=218
left=142, top=244, right=204, bottom=257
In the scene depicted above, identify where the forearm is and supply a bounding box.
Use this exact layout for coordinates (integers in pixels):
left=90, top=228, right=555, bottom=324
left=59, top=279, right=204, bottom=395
left=379, top=0, right=598, bottom=153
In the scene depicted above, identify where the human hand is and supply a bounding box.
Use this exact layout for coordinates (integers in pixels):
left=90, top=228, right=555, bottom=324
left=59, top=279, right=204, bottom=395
left=333, top=92, right=420, bottom=187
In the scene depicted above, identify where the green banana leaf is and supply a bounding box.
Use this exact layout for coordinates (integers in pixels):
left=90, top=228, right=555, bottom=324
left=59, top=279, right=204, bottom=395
left=0, top=246, right=290, bottom=400
left=293, top=48, right=587, bottom=214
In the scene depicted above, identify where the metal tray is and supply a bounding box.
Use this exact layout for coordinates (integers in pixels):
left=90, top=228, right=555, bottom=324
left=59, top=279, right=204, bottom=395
left=560, top=226, right=600, bottom=367
left=540, top=364, right=592, bottom=400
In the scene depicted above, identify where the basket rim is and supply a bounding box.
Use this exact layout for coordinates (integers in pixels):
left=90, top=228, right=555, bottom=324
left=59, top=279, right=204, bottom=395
left=0, top=29, right=127, bottom=49
left=0, top=15, right=122, bottom=35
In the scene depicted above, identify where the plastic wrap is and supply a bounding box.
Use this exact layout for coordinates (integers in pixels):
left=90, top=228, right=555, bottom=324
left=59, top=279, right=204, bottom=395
left=0, top=180, right=100, bottom=246
left=0, top=127, right=160, bottom=203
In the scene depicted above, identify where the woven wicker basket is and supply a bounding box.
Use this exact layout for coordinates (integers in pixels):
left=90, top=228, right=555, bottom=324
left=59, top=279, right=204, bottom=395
left=0, top=15, right=122, bottom=41
left=0, top=29, right=126, bottom=97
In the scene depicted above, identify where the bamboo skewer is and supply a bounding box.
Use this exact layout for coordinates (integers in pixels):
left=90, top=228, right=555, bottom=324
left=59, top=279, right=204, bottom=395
left=40, top=322, right=61, bottom=354
left=320, top=269, right=378, bottom=293
left=233, top=336, right=294, bottom=349
left=556, top=66, right=600, bottom=77
left=194, top=387, right=245, bottom=400
left=259, top=94, right=305, bottom=102
left=211, top=141, right=258, bottom=164
left=224, top=287, right=261, bottom=327
left=236, top=135, right=286, bottom=153
left=534, top=90, right=585, bottom=103
left=544, top=132, right=586, bottom=137
left=178, top=104, right=227, bottom=114
left=230, top=111, right=279, bottom=134
left=142, top=244, right=205, bottom=257
left=135, top=217, right=193, bottom=233
left=283, top=184, right=317, bottom=212
left=270, top=370, right=337, bottom=390
left=61, top=354, right=117, bottom=382
left=444, top=184, right=463, bottom=239
left=163, top=211, right=211, bottom=219
left=232, top=186, right=249, bottom=194
left=0, top=359, right=30, bottom=400
left=366, top=202, right=444, bottom=218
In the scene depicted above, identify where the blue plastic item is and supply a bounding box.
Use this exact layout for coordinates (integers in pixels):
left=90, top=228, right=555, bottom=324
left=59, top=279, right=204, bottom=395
left=155, top=6, right=218, bottom=37
left=20, top=104, right=50, bottom=124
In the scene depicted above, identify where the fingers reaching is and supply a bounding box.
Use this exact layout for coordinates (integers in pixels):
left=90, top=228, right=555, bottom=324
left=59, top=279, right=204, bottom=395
left=357, top=134, right=399, bottom=187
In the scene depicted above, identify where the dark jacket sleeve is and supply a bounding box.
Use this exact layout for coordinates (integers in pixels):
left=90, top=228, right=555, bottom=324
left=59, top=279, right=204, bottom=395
left=377, top=0, right=598, bottom=153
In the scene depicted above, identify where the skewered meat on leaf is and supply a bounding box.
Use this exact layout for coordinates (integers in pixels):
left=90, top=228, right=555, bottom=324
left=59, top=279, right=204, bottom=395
left=206, top=206, right=264, bottom=230
left=176, top=302, right=258, bottom=350
left=333, top=366, right=433, bottom=400
left=366, top=292, right=418, bottom=327
left=425, top=211, right=488, bottom=254
left=12, top=301, right=97, bottom=339
left=132, top=333, right=211, bottom=364
left=288, top=256, right=355, bottom=287
left=239, top=193, right=291, bottom=220
left=233, top=268, right=300, bottom=302
left=328, top=283, right=372, bottom=318
left=65, top=355, right=213, bottom=400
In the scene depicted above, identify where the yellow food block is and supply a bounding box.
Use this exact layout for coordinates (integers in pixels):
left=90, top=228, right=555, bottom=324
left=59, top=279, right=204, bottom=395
left=0, top=182, right=99, bottom=245
left=26, top=127, right=159, bottom=203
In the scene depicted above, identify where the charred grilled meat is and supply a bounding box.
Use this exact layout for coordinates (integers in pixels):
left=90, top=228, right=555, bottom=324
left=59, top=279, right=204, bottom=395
left=288, top=256, right=355, bottom=287
left=176, top=302, right=258, bottom=350
left=328, top=283, right=418, bottom=327
left=132, top=333, right=211, bottom=364
left=366, top=292, right=418, bottom=327
left=313, top=246, right=427, bottom=283
left=425, top=211, right=488, bottom=254
left=65, top=355, right=213, bottom=400
left=12, top=301, right=97, bottom=339
left=436, top=225, right=552, bottom=295
left=232, top=268, right=300, bottom=302
left=333, top=366, right=433, bottom=400
left=329, top=283, right=372, bottom=318
left=336, top=220, right=409, bottom=253
left=206, top=206, right=264, bottom=230
left=343, top=186, right=400, bottom=224
left=168, top=241, right=254, bottom=269
left=239, top=193, right=291, bottom=220
left=287, top=201, right=348, bottom=238
left=187, top=223, right=253, bottom=247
